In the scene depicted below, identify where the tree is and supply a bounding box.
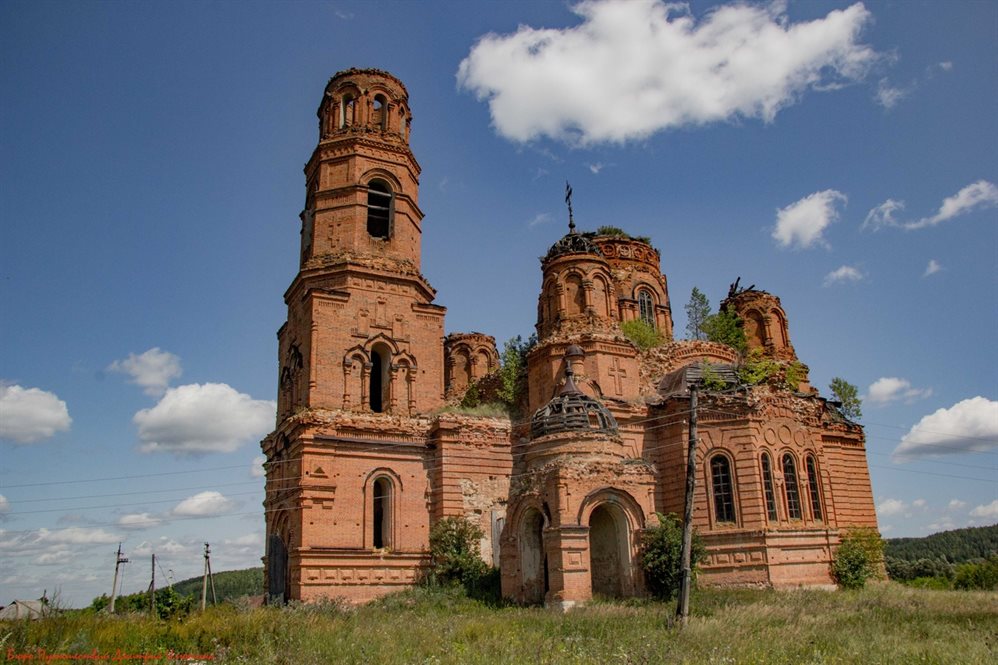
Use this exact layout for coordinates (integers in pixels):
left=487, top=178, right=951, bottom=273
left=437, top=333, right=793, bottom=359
left=621, top=319, right=664, bottom=350
left=639, top=513, right=706, bottom=601
left=497, top=334, right=535, bottom=414
left=702, top=306, right=747, bottom=353
left=829, top=377, right=862, bottom=420
left=832, top=527, right=884, bottom=589
left=684, top=287, right=710, bottom=340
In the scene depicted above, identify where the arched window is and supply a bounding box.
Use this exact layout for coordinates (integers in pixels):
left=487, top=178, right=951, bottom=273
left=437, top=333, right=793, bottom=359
left=761, top=453, right=778, bottom=522
left=373, top=94, right=387, bottom=130
left=806, top=455, right=823, bottom=521
left=372, top=476, right=392, bottom=549
left=710, top=455, right=736, bottom=523
left=367, top=180, right=392, bottom=239
left=369, top=345, right=390, bottom=413
left=340, top=94, right=355, bottom=128
left=637, top=290, right=655, bottom=327
left=782, top=454, right=803, bottom=520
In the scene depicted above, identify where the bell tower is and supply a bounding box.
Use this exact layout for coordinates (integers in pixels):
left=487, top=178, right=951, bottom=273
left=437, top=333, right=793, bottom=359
left=276, top=68, right=446, bottom=422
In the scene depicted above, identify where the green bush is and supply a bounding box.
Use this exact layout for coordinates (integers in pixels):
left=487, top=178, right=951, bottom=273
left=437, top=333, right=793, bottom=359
left=953, top=556, right=998, bottom=590
left=702, top=307, right=747, bottom=353
left=621, top=319, right=664, bottom=350
left=639, top=512, right=706, bottom=601
left=427, top=516, right=489, bottom=591
left=833, top=528, right=884, bottom=589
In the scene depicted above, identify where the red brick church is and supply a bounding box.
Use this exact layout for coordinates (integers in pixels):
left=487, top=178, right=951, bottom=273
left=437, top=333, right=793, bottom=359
left=261, top=68, right=878, bottom=607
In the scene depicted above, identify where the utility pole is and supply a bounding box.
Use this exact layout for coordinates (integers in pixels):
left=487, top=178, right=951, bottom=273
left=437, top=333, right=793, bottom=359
left=200, top=543, right=217, bottom=610
left=149, top=553, right=156, bottom=618
left=108, top=543, right=129, bottom=613
left=676, top=383, right=698, bottom=625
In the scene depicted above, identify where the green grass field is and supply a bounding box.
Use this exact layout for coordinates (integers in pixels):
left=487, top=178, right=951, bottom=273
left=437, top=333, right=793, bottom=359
left=3, top=583, right=996, bottom=664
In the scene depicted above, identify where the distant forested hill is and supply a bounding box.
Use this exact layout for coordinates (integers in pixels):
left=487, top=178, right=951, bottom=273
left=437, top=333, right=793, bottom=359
left=172, top=567, right=263, bottom=602
left=886, top=524, right=998, bottom=563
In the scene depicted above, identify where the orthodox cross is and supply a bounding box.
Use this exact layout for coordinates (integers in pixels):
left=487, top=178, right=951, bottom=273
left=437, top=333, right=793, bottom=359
left=608, top=357, right=628, bottom=396
left=565, top=180, right=576, bottom=233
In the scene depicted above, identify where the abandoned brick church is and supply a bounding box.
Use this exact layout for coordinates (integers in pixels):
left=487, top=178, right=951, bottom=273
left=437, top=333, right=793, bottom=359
left=261, top=69, right=879, bottom=607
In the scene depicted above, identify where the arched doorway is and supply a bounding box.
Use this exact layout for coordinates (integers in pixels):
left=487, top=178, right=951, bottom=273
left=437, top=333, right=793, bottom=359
left=589, top=504, right=627, bottom=598
left=267, top=534, right=289, bottom=604
left=520, top=508, right=548, bottom=604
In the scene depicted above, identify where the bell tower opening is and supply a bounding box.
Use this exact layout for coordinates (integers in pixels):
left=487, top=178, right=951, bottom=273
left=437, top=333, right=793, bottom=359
left=367, top=180, right=393, bottom=239
left=369, top=344, right=391, bottom=413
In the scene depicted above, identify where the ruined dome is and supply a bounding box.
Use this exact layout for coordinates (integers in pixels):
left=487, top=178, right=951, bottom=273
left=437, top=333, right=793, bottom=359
left=543, top=232, right=603, bottom=263
left=529, top=368, right=618, bottom=439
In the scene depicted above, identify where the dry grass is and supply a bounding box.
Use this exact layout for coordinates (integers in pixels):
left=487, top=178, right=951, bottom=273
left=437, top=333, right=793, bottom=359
left=2, top=583, right=996, bottom=664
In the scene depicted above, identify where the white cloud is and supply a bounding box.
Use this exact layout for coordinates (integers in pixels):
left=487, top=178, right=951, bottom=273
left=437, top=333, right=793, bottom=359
left=773, top=190, right=847, bottom=249
left=923, top=259, right=942, bottom=277
left=862, top=198, right=905, bottom=231
left=0, top=494, right=9, bottom=518
left=877, top=498, right=907, bottom=517
left=0, top=527, right=121, bottom=557
left=0, top=384, right=72, bottom=444
left=823, top=264, right=864, bottom=287
left=588, top=162, right=605, bottom=175
left=108, top=347, right=182, bottom=396
left=912, top=498, right=927, bottom=509
left=867, top=377, right=932, bottom=405
left=874, top=78, right=909, bottom=109
left=171, top=491, right=237, bottom=517
left=251, top=455, right=266, bottom=478
left=133, top=537, right=189, bottom=556
left=906, top=180, right=998, bottom=230
left=528, top=212, right=553, bottom=228
left=938, top=61, right=953, bottom=71
left=893, top=396, right=998, bottom=461
left=970, top=500, right=998, bottom=520
left=117, top=512, right=163, bottom=530
left=457, top=1, right=879, bottom=144
left=948, top=499, right=967, bottom=511
left=134, top=383, right=275, bottom=455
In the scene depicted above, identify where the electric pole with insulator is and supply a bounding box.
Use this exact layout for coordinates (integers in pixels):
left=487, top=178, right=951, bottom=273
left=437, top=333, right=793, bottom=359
left=108, top=543, right=129, bottom=613
left=676, top=383, right=698, bottom=625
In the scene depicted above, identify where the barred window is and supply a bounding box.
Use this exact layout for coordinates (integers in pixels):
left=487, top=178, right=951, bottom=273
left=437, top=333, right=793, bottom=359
left=782, top=454, right=803, bottom=520
left=638, top=290, right=655, bottom=327
left=761, top=453, right=778, bottom=522
left=367, top=180, right=392, bottom=239
left=806, top=455, right=824, bottom=522
left=710, top=455, right=736, bottom=523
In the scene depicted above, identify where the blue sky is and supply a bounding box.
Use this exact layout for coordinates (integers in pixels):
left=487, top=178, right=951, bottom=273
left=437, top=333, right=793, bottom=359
left=1, top=0, right=995, bottom=607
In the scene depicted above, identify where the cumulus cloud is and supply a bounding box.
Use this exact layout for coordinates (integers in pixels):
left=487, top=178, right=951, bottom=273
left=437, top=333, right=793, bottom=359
left=171, top=491, right=237, bottom=517
left=970, top=500, right=998, bottom=520
left=133, top=537, right=189, bottom=556
left=117, top=512, right=163, bottom=530
left=588, top=162, right=605, bottom=175
left=893, top=397, right=998, bottom=461
left=866, top=181, right=998, bottom=232
left=108, top=347, right=182, bottom=396
left=134, top=383, right=275, bottom=455
left=0, top=384, right=72, bottom=444
left=458, top=0, right=879, bottom=144
left=823, top=265, right=864, bottom=287
left=773, top=190, right=847, bottom=249
left=0, top=494, right=8, bottom=519
left=867, top=377, right=932, bottom=405
left=0, top=527, right=121, bottom=558
left=923, top=259, right=942, bottom=277
left=948, top=499, right=967, bottom=511
left=877, top=498, right=907, bottom=517
left=862, top=198, right=905, bottom=231
left=912, top=498, right=927, bottom=509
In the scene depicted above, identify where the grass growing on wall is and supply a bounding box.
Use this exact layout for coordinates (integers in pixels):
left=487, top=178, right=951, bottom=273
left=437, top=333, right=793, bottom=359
left=3, top=584, right=996, bottom=664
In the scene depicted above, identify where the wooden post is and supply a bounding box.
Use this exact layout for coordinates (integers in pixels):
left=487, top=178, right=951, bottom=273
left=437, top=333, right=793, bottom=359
left=676, top=384, right=698, bottom=625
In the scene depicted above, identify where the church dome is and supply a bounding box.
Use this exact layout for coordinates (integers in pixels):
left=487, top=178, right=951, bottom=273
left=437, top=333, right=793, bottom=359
left=529, top=367, right=618, bottom=439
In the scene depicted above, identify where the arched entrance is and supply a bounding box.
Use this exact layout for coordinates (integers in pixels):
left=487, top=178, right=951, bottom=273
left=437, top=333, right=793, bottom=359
left=519, top=508, right=548, bottom=604
left=589, top=504, right=628, bottom=598
left=266, top=534, right=289, bottom=603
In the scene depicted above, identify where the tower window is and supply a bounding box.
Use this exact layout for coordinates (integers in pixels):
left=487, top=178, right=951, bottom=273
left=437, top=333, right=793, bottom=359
left=367, top=180, right=393, bottom=239
left=340, top=94, right=355, bottom=128
left=373, top=94, right=387, bottom=130
left=710, top=455, right=736, bottom=523
left=638, top=290, right=655, bottom=327
left=761, top=453, right=778, bottom=522
left=372, top=476, right=392, bottom=549
left=806, top=455, right=823, bottom=521
left=782, top=454, right=803, bottom=520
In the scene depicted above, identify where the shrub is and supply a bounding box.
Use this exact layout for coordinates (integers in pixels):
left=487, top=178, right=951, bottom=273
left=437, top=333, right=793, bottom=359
left=427, top=516, right=489, bottom=591
left=621, top=319, right=664, bottom=351
left=953, top=556, right=998, bottom=590
left=702, top=306, right=747, bottom=353
left=639, top=512, right=706, bottom=601
left=833, top=528, right=884, bottom=589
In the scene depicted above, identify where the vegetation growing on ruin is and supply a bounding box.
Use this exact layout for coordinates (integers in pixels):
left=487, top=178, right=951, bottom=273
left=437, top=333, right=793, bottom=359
left=7, top=585, right=996, bottom=664
left=621, top=319, right=664, bottom=350
left=593, top=225, right=652, bottom=244
left=701, top=306, right=747, bottom=353
left=829, top=377, right=863, bottom=419
left=639, top=513, right=706, bottom=600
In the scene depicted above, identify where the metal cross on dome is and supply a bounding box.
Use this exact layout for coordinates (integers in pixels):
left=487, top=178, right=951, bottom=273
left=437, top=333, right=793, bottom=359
left=565, top=180, right=576, bottom=233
